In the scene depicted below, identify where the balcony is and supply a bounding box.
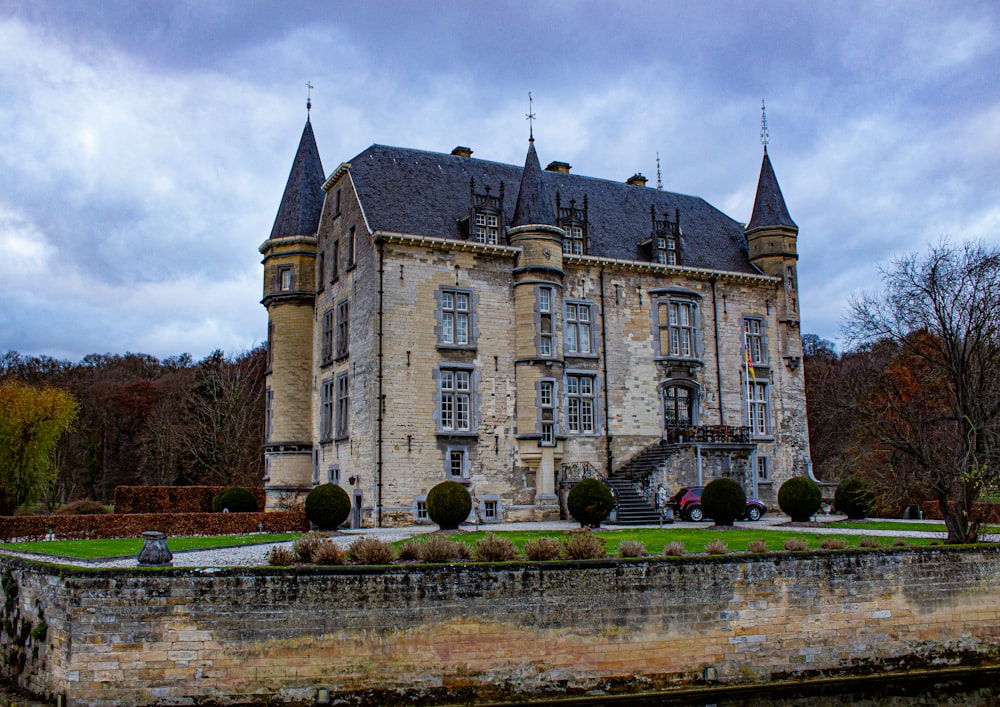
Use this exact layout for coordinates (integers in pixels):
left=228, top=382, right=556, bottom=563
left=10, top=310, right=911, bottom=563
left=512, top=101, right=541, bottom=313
left=663, top=424, right=752, bottom=445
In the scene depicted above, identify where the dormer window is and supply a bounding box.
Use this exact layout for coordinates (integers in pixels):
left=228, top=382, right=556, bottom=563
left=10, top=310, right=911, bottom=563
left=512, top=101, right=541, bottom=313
left=556, top=193, right=588, bottom=255
left=468, top=178, right=505, bottom=245
left=648, top=207, right=682, bottom=265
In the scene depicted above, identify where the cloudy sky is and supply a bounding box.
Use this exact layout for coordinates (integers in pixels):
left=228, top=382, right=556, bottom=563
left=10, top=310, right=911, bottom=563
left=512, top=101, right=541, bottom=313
left=1, top=1, right=997, bottom=361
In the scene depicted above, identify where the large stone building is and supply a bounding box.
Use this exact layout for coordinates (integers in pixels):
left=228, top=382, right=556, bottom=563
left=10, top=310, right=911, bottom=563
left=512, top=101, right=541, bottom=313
left=260, top=110, right=810, bottom=527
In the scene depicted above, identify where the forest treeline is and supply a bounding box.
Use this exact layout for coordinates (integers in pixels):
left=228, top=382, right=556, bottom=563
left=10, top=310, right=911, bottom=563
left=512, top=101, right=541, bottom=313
left=0, top=347, right=265, bottom=507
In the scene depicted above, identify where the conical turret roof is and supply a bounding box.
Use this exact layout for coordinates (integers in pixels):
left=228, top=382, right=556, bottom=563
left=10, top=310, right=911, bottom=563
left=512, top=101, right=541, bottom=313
left=269, top=119, right=326, bottom=240
left=511, top=140, right=555, bottom=228
left=747, top=149, right=796, bottom=232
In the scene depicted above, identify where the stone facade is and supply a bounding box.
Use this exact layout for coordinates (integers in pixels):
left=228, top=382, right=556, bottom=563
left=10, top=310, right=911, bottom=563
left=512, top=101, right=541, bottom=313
left=4, top=547, right=1000, bottom=705
left=262, top=123, right=811, bottom=524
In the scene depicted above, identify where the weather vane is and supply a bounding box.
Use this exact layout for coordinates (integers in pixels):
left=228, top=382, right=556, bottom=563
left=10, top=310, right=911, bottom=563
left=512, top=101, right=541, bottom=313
left=760, top=98, right=769, bottom=150
left=656, top=151, right=663, bottom=191
left=306, top=81, right=314, bottom=115
left=526, top=92, right=536, bottom=142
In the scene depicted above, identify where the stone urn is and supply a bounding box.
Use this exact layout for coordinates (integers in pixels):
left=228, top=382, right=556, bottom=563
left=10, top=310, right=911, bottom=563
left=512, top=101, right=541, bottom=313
left=136, top=531, right=173, bottom=566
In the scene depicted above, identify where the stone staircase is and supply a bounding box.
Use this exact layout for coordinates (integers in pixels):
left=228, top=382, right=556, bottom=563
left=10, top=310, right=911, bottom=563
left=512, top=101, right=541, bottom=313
left=605, top=443, right=683, bottom=525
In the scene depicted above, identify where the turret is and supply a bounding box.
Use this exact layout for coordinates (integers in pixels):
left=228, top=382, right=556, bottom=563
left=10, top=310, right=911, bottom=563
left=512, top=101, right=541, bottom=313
left=508, top=137, right=565, bottom=518
left=260, top=114, right=325, bottom=510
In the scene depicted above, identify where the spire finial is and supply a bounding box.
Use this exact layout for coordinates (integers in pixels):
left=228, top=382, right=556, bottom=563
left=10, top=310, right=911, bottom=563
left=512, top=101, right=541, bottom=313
left=526, top=92, right=536, bottom=142
left=760, top=98, right=769, bottom=152
left=306, top=81, right=314, bottom=119
left=656, top=151, right=663, bottom=191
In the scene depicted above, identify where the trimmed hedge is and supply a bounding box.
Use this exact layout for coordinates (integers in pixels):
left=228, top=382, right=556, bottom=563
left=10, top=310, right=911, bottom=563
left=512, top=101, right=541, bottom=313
left=114, top=486, right=267, bottom=514
left=778, top=477, right=823, bottom=522
left=426, top=481, right=473, bottom=530
left=567, top=478, right=615, bottom=528
left=701, top=478, right=746, bottom=527
left=0, top=510, right=308, bottom=543
left=212, top=488, right=259, bottom=513
left=304, top=484, right=351, bottom=531
left=834, top=476, right=875, bottom=520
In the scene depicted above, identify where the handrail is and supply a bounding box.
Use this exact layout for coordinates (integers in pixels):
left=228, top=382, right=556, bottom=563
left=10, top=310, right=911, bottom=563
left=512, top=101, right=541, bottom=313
left=662, top=424, right=752, bottom=445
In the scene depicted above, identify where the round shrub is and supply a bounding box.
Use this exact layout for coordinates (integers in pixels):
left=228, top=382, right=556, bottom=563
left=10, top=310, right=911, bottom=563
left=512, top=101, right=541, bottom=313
left=835, top=476, right=875, bottom=520
left=212, top=487, right=258, bottom=513
left=425, top=481, right=472, bottom=530
left=777, top=476, right=823, bottom=522
left=304, top=483, right=351, bottom=530
left=700, top=478, right=746, bottom=526
left=566, top=478, right=615, bottom=528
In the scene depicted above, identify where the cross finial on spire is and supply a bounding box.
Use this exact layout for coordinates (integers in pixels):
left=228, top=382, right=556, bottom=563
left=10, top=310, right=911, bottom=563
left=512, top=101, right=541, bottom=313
left=760, top=98, right=769, bottom=151
left=526, top=92, right=536, bottom=142
left=656, top=151, right=663, bottom=191
left=306, top=81, right=314, bottom=118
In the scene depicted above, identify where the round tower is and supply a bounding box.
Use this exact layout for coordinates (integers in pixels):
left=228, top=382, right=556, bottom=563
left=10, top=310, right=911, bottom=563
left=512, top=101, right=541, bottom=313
left=260, top=116, right=325, bottom=510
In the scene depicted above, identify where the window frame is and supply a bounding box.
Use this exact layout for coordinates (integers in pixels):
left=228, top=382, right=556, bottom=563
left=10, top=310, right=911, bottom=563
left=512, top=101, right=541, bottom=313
left=335, top=299, right=349, bottom=360
left=747, top=380, right=770, bottom=438
left=334, top=372, right=350, bottom=441
left=537, top=285, right=556, bottom=358
left=654, top=293, right=701, bottom=362
left=277, top=265, right=294, bottom=292
left=321, top=307, right=334, bottom=366
left=564, top=300, right=595, bottom=356
left=320, top=377, right=334, bottom=443
left=565, top=373, right=597, bottom=435
left=436, top=286, right=477, bottom=350
left=663, top=383, right=696, bottom=427
left=436, top=365, right=477, bottom=435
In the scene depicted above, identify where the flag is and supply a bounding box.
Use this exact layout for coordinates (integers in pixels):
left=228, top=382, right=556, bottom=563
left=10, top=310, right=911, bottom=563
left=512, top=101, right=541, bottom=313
left=743, top=331, right=756, bottom=385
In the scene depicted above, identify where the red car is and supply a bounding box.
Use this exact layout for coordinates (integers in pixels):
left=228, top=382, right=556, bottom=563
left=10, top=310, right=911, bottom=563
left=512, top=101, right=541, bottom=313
left=668, top=486, right=767, bottom=522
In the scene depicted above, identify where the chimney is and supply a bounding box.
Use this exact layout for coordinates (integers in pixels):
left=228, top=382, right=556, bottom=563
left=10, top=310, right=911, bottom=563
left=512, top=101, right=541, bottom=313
left=451, top=146, right=473, bottom=158
left=545, top=161, right=571, bottom=174
left=626, top=173, right=648, bottom=187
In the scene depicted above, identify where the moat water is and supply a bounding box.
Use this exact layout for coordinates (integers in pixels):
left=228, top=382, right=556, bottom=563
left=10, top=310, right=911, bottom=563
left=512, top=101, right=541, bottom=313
left=3, top=670, right=999, bottom=705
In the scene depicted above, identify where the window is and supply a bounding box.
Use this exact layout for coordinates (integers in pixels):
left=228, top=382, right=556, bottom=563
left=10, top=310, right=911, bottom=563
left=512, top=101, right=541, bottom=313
left=328, top=464, right=340, bottom=484
left=312, top=447, right=320, bottom=485
left=655, top=236, right=678, bottom=265
left=439, top=367, right=473, bottom=432
left=786, top=266, right=796, bottom=290
left=321, top=308, right=334, bottom=365
left=538, top=286, right=555, bottom=357
left=482, top=499, right=499, bottom=522
left=334, top=188, right=342, bottom=216
left=748, top=382, right=769, bottom=437
left=657, top=299, right=698, bottom=359
left=565, top=301, right=593, bottom=355
left=335, top=372, right=349, bottom=440
left=440, top=289, right=471, bottom=346
left=416, top=499, right=428, bottom=521
left=562, top=225, right=585, bottom=254
left=566, top=374, right=596, bottom=434
left=331, top=239, right=340, bottom=281
left=473, top=211, right=500, bottom=244
left=664, top=385, right=693, bottom=426
left=277, top=266, right=293, bottom=292
left=336, top=299, right=349, bottom=359
left=266, top=321, right=274, bottom=372
left=743, top=318, right=765, bottom=365
left=317, top=251, right=325, bottom=291
left=448, top=449, right=466, bottom=479
left=347, top=226, right=356, bottom=268
left=265, top=387, right=273, bottom=441
left=756, top=456, right=770, bottom=482
left=539, top=380, right=555, bottom=422
left=541, top=423, right=556, bottom=446
left=320, top=378, right=334, bottom=442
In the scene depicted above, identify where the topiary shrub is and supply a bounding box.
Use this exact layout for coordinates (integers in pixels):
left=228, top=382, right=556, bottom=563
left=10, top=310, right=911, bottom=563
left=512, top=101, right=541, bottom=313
left=835, top=476, right=875, bottom=520
left=777, top=476, right=823, bottom=522
left=700, top=478, right=746, bottom=526
left=304, top=483, right=351, bottom=531
left=212, top=487, right=258, bottom=513
left=425, top=481, right=472, bottom=530
left=566, top=478, right=615, bottom=528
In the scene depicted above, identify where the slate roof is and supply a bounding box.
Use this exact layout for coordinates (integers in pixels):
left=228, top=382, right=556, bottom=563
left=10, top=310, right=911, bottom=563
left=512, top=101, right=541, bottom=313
left=269, top=119, right=326, bottom=240
left=746, top=149, right=797, bottom=233
left=348, top=143, right=760, bottom=275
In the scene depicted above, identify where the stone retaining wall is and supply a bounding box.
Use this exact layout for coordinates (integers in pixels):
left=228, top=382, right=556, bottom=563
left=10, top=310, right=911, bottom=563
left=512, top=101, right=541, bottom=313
left=3, top=546, right=1000, bottom=706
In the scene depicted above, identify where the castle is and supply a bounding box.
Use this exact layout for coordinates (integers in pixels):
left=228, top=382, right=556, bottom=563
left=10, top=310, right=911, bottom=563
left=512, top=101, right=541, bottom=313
left=260, top=108, right=810, bottom=527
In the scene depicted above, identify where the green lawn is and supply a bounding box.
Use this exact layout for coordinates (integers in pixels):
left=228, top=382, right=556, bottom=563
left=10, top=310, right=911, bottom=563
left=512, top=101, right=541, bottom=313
left=830, top=520, right=999, bottom=534
left=0, top=533, right=298, bottom=559
left=0, top=526, right=953, bottom=562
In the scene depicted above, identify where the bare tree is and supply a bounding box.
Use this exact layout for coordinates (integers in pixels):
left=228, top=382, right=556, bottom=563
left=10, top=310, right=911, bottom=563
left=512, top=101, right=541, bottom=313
left=846, top=241, right=1000, bottom=543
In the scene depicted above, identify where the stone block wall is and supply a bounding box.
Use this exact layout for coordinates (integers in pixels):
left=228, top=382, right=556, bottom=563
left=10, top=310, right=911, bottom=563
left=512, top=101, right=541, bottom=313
left=3, top=547, right=1000, bottom=706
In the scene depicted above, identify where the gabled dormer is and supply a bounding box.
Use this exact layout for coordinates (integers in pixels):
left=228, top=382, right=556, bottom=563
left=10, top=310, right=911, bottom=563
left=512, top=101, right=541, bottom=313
left=556, top=192, right=588, bottom=255
left=466, top=177, right=506, bottom=245
left=640, top=207, right=682, bottom=265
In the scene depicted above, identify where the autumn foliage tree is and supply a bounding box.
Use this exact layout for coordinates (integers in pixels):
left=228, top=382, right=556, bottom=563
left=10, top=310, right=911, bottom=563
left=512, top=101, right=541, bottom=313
left=0, top=381, right=78, bottom=515
left=845, top=241, right=1000, bottom=543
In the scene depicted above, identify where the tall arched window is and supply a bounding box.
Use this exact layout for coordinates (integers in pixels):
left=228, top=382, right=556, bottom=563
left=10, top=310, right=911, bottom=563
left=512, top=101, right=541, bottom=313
left=664, top=385, right=694, bottom=426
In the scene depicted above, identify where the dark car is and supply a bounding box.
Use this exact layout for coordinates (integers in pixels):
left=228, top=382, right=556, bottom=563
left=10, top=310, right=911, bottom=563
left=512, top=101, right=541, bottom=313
left=668, top=486, right=767, bottom=522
